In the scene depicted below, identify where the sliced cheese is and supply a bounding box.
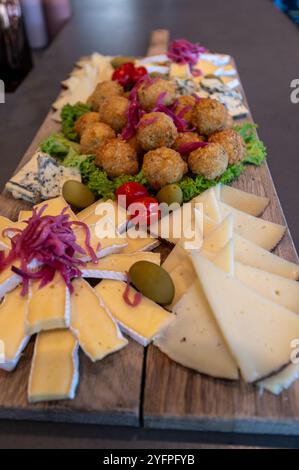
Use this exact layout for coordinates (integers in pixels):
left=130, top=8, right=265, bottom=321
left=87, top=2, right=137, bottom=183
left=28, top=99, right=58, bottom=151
left=213, top=239, right=234, bottom=276
left=18, top=210, right=32, bottom=221
left=220, top=202, right=285, bottom=250
left=155, top=282, right=238, bottom=379
left=235, top=234, right=299, bottom=280
left=258, top=363, right=299, bottom=395
left=0, top=263, right=22, bottom=298
left=191, top=253, right=299, bottom=383
left=28, top=329, right=79, bottom=403
left=121, top=227, right=160, bottom=254
left=70, top=279, right=127, bottom=361
left=77, top=199, right=128, bottom=234
left=0, top=286, right=30, bottom=371
left=33, top=196, right=77, bottom=221
left=220, top=185, right=269, bottom=216
left=162, top=242, right=191, bottom=273
left=192, top=187, right=222, bottom=222
left=168, top=259, right=196, bottom=308
left=169, top=63, right=191, bottom=78
left=202, top=214, right=233, bottom=252
left=235, top=262, right=299, bottom=314
left=26, top=273, right=70, bottom=334
left=81, top=252, right=160, bottom=279
left=74, top=224, right=128, bottom=261
left=95, top=280, right=173, bottom=346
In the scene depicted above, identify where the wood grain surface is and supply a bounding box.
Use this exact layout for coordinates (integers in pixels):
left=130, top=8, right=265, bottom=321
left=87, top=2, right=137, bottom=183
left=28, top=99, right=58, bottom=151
left=0, top=30, right=298, bottom=434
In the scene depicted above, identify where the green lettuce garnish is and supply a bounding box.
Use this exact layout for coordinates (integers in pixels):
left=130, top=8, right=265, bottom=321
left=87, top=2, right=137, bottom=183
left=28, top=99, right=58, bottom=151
left=60, top=102, right=91, bottom=142
left=40, top=133, right=80, bottom=158
left=234, top=122, right=267, bottom=165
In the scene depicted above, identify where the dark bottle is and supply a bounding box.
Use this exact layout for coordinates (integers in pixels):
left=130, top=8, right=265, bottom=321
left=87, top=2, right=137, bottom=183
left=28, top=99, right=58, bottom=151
left=0, top=0, right=32, bottom=92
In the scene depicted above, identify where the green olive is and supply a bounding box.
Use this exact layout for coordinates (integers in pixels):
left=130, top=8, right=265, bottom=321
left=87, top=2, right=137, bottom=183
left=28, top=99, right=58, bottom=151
left=62, top=180, right=95, bottom=209
left=156, top=184, right=183, bottom=206
left=129, top=261, right=175, bottom=306
left=110, top=56, right=135, bottom=69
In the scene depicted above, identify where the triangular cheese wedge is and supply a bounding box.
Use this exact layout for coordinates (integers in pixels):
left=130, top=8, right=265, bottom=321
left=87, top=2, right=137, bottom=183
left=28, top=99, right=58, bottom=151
left=168, top=259, right=196, bottom=308
left=202, top=214, right=233, bottom=252
left=70, top=278, right=127, bottom=361
left=235, top=262, right=299, bottom=314
left=0, top=286, right=30, bottom=371
left=81, top=252, right=160, bottom=279
left=219, top=185, right=269, bottom=216
left=121, top=227, right=159, bottom=254
left=220, top=202, right=285, bottom=250
left=213, top=239, right=234, bottom=276
left=95, top=280, right=173, bottom=346
left=235, top=234, right=299, bottom=280
left=0, top=262, right=22, bottom=298
left=258, top=363, right=299, bottom=395
left=162, top=242, right=191, bottom=273
left=77, top=199, right=128, bottom=234
left=74, top=224, right=128, bottom=261
left=28, top=329, right=79, bottom=403
left=155, top=282, right=238, bottom=379
left=26, top=273, right=70, bottom=334
left=192, top=187, right=222, bottom=222
left=191, top=253, right=299, bottom=382
left=34, top=196, right=77, bottom=221
left=18, top=210, right=32, bottom=221
left=203, top=214, right=217, bottom=237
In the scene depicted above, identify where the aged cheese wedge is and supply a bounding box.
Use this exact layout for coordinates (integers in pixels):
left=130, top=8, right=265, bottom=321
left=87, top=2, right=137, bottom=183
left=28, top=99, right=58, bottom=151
left=191, top=253, right=299, bottom=383
left=34, top=196, right=77, bottom=221
left=235, top=234, right=299, bottom=280
left=76, top=199, right=128, bottom=234
left=0, top=286, right=30, bottom=371
left=26, top=273, right=70, bottom=334
left=0, top=262, right=22, bottom=298
left=202, top=214, right=233, bottom=252
left=74, top=224, right=128, bottom=261
left=81, top=252, right=160, bottom=279
left=162, top=242, right=191, bottom=273
left=95, top=280, right=173, bottom=346
left=219, top=185, right=269, bottom=216
left=28, top=329, right=79, bottom=402
left=18, top=210, right=32, bottom=221
left=169, top=63, right=191, bottom=78
left=220, top=202, right=285, bottom=250
left=258, top=363, right=299, bottom=395
left=213, top=239, right=234, bottom=276
left=235, top=262, right=299, bottom=314
left=121, top=227, right=160, bottom=254
left=168, top=260, right=196, bottom=308
left=70, top=279, right=127, bottom=361
left=0, top=216, right=27, bottom=247
left=192, top=187, right=222, bottom=222
left=155, top=282, right=238, bottom=379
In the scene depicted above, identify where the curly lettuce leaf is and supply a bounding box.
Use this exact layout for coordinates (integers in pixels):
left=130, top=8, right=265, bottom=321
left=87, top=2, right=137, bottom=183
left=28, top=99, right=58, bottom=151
left=234, top=122, right=267, bottom=166
left=60, top=102, right=91, bottom=142
left=40, top=133, right=80, bottom=158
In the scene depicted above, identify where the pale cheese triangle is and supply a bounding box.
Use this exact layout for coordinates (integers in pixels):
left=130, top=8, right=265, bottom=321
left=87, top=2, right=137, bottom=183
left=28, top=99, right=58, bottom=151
left=154, top=282, right=238, bottom=380
left=191, top=253, right=299, bottom=383
left=18, top=210, right=32, bottom=221
left=74, top=224, right=128, bottom=261
left=203, top=214, right=217, bottom=237
left=81, top=252, right=160, bottom=280
left=168, top=259, right=196, bottom=309
left=120, top=229, right=160, bottom=254
left=213, top=239, right=234, bottom=276
left=162, top=242, right=191, bottom=273
left=26, top=273, right=70, bottom=335
left=33, top=196, right=78, bottom=221
left=28, top=329, right=79, bottom=403
left=0, top=286, right=30, bottom=371
left=95, top=280, right=173, bottom=346
left=235, top=234, right=299, bottom=280
left=192, top=187, right=222, bottom=222
left=77, top=199, right=128, bottom=234
left=258, top=363, right=299, bottom=395
left=220, top=202, right=285, bottom=250
left=235, top=262, right=299, bottom=314
left=220, top=185, right=269, bottom=216
left=70, top=279, right=127, bottom=361
left=202, top=214, right=233, bottom=252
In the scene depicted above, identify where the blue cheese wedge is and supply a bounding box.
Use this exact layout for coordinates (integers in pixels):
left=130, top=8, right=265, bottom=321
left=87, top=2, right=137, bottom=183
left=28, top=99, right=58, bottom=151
left=5, top=151, right=41, bottom=203
left=37, top=155, right=81, bottom=200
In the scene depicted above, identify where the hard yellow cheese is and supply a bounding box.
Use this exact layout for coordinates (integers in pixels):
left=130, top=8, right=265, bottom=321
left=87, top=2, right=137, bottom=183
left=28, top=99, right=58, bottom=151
left=77, top=199, right=128, bottom=234
left=95, top=280, right=173, bottom=346
left=219, top=185, right=269, bottom=216
left=28, top=329, right=79, bottom=403
left=34, top=196, right=77, bottom=221
left=74, top=224, right=128, bottom=261
left=213, top=239, right=235, bottom=276
left=70, top=278, right=127, bottom=361
left=202, top=214, right=233, bottom=252
left=192, top=253, right=299, bottom=383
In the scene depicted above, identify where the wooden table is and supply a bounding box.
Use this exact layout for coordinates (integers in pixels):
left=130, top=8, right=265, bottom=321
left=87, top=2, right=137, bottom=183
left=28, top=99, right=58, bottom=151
left=0, top=2, right=298, bottom=447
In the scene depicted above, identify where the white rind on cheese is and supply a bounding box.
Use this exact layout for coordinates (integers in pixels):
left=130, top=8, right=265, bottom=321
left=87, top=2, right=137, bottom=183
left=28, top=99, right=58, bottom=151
left=220, top=202, right=286, bottom=250
left=155, top=282, right=238, bottom=380
left=192, top=253, right=299, bottom=383
left=258, top=363, right=299, bottom=395
left=219, top=185, right=269, bottom=216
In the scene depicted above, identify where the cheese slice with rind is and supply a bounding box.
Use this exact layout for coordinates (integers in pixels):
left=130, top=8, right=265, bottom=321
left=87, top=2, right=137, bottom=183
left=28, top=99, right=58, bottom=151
left=76, top=199, right=128, bottom=234
left=202, top=214, right=233, bottom=252
left=26, top=273, right=70, bottom=334
left=81, top=252, right=160, bottom=280
left=0, top=263, right=22, bottom=299
left=0, top=286, right=30, bottom=371
left=28, top=329, right=79, bottom=403
left=121, top=227, right=160, bottom=254
left=33, top=196, right=77, bottom=221
left=155, top=282, right=238, bottom=380
left=74, top=224, right=128, bottom=261
left=258, top=363, right=299, bottom=395
left=18, top=210, right=32, bottom=221
left=220, top=202, right=285, bottom=250
left=192, top=187, right=222, bottom=222
left=70, top=279, right=127, bottom=361
left=191, top=253, right=299, bottom=383
left=235, top=234, right=299, bottom=280
left=95, top=280, right=173, bottom=346
left=168, top=260, right=196, bottom=309
left=219, top=185, right=269, bottom=216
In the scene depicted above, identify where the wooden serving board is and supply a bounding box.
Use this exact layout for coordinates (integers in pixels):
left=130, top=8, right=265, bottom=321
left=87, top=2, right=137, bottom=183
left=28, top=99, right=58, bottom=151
left=0, top=30, right=298, bottom=434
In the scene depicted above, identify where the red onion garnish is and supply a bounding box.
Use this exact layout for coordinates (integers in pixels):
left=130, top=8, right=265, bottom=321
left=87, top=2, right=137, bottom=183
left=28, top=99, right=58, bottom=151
left=178, top=141, right=209, bottom=154
left=167, top=39, right=206, bottom=69
left=123, top=273, right=142, bottom=307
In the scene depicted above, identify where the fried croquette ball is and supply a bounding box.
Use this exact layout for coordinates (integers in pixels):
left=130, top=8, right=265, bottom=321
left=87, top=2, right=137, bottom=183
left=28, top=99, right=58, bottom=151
left=95, top=138, right=138, bottom=178
left=137, top=78, right=176, bottom=111
left=80, top=122, right=115, bottom=154
left=224, top=113, right=234, bottom=130
left=173, top=95, right=196, bottom=125
left=98, top=95, right=129, bottom=133
left=173, top=131, right=205, bottom=159
left=188, top=143, right=228, bottom=180
left=136, top=112, right=178, bottom=151
left=208, top=129, right=246, bottom=165
left=191, top=98, right=229, bottom=136
left=74, top=112, right=99, bottom=137
left=87, top=80, right=123, bottom=111
left=142, top=147, right=187, bottom=189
